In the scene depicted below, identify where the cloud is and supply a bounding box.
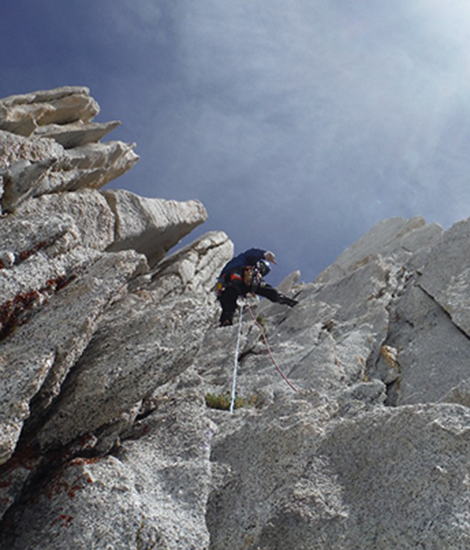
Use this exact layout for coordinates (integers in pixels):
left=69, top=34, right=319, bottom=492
left=106, top=0, right=166, bottom=44
left=174, top=2, right=470, bottom=273
left=3, top=0, right=470, bottom=282
left=101, top=0, right=470, bottom=281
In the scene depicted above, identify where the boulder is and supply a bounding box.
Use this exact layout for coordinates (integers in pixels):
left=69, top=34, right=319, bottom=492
left=104, top=189, right=208, bottom=266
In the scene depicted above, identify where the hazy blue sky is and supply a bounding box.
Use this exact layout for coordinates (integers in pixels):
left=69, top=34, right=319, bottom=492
left=2, top=0, right=470, bottom=284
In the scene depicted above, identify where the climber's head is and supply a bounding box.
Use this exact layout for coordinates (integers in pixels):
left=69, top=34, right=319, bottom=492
left=264, top=251, right=277, bottom=265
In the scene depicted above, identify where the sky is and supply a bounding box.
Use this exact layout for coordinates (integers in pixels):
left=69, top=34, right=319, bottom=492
left=2, top=0, right=470, bottom=285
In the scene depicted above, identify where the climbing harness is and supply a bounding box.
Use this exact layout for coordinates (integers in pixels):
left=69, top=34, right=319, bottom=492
left=229, top=301, right=298, bottom=413
left=217, top=262, right=268, bottom=298
left=216, top=272, right=243, bottom=298
left=230, top=302, right=245, bottom=414
left=243, top=266, right=254, bottom=286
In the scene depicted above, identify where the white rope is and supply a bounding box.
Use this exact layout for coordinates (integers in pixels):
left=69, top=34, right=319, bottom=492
left=230, top=302, right=245, bottom=414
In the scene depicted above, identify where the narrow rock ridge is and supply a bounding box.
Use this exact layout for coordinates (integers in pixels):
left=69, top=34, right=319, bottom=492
left=2, top=87, right=470, bottom=550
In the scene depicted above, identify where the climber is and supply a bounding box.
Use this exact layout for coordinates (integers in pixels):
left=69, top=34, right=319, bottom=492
left=216, top=248, right=298, bottom=326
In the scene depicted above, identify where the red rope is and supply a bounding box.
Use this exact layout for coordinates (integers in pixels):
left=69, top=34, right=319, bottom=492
left=245, top=302, right=298, bottom=392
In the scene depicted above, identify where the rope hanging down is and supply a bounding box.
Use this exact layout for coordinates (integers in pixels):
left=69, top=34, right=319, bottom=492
left=246, top=302, right=298, bottom=392
left=230, top=301, right=298, bottom=413
left=230, top=302, right=245, bottom=414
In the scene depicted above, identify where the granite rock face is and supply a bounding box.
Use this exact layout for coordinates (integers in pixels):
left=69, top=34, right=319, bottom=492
left=2, top=88, right=470, bottom=550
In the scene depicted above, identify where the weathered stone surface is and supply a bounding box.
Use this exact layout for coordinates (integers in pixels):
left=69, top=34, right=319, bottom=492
left=316, top=216, right=442, bottom=284
left=0, top=250, right=147, bottom=466
left=317, top=404, right=470, bottom=549
left=104, top=189, right=208, bottom=266
left=37, top=292, right=207, bottom=451
left=44, top=141, right=139, bottom=194
left=0, top=89, right=139, bottom=210
left=0, top=87, right=99, bottom=136
left=149, top=230, right=233, bottom=298
left=15, top=190, right=115, bottom=251
left=0, top=130, right=63, bottom=172
left=0, top=190, right=116, bottom=339
left=37, top=231, right=231, bottom=452
left=442, top=378, right=470, bottom=408
left=377, top=284, right=470, bottom=405
left=0, top=157, right=57, bottom=211
left=4, top=392, right=215, bottom=550
left=207, top=399, right=470, bottom=550
left=419, top=217, right=470, bottom=337
left=33, top=120, right=121, bottom=148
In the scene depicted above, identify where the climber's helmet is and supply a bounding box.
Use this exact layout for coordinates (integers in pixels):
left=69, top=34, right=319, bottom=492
left=264, top=251, right=277, bottom=264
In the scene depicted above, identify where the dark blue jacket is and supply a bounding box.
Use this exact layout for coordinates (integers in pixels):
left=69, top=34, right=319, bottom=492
left=220, top=248, right=267, bottom=277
